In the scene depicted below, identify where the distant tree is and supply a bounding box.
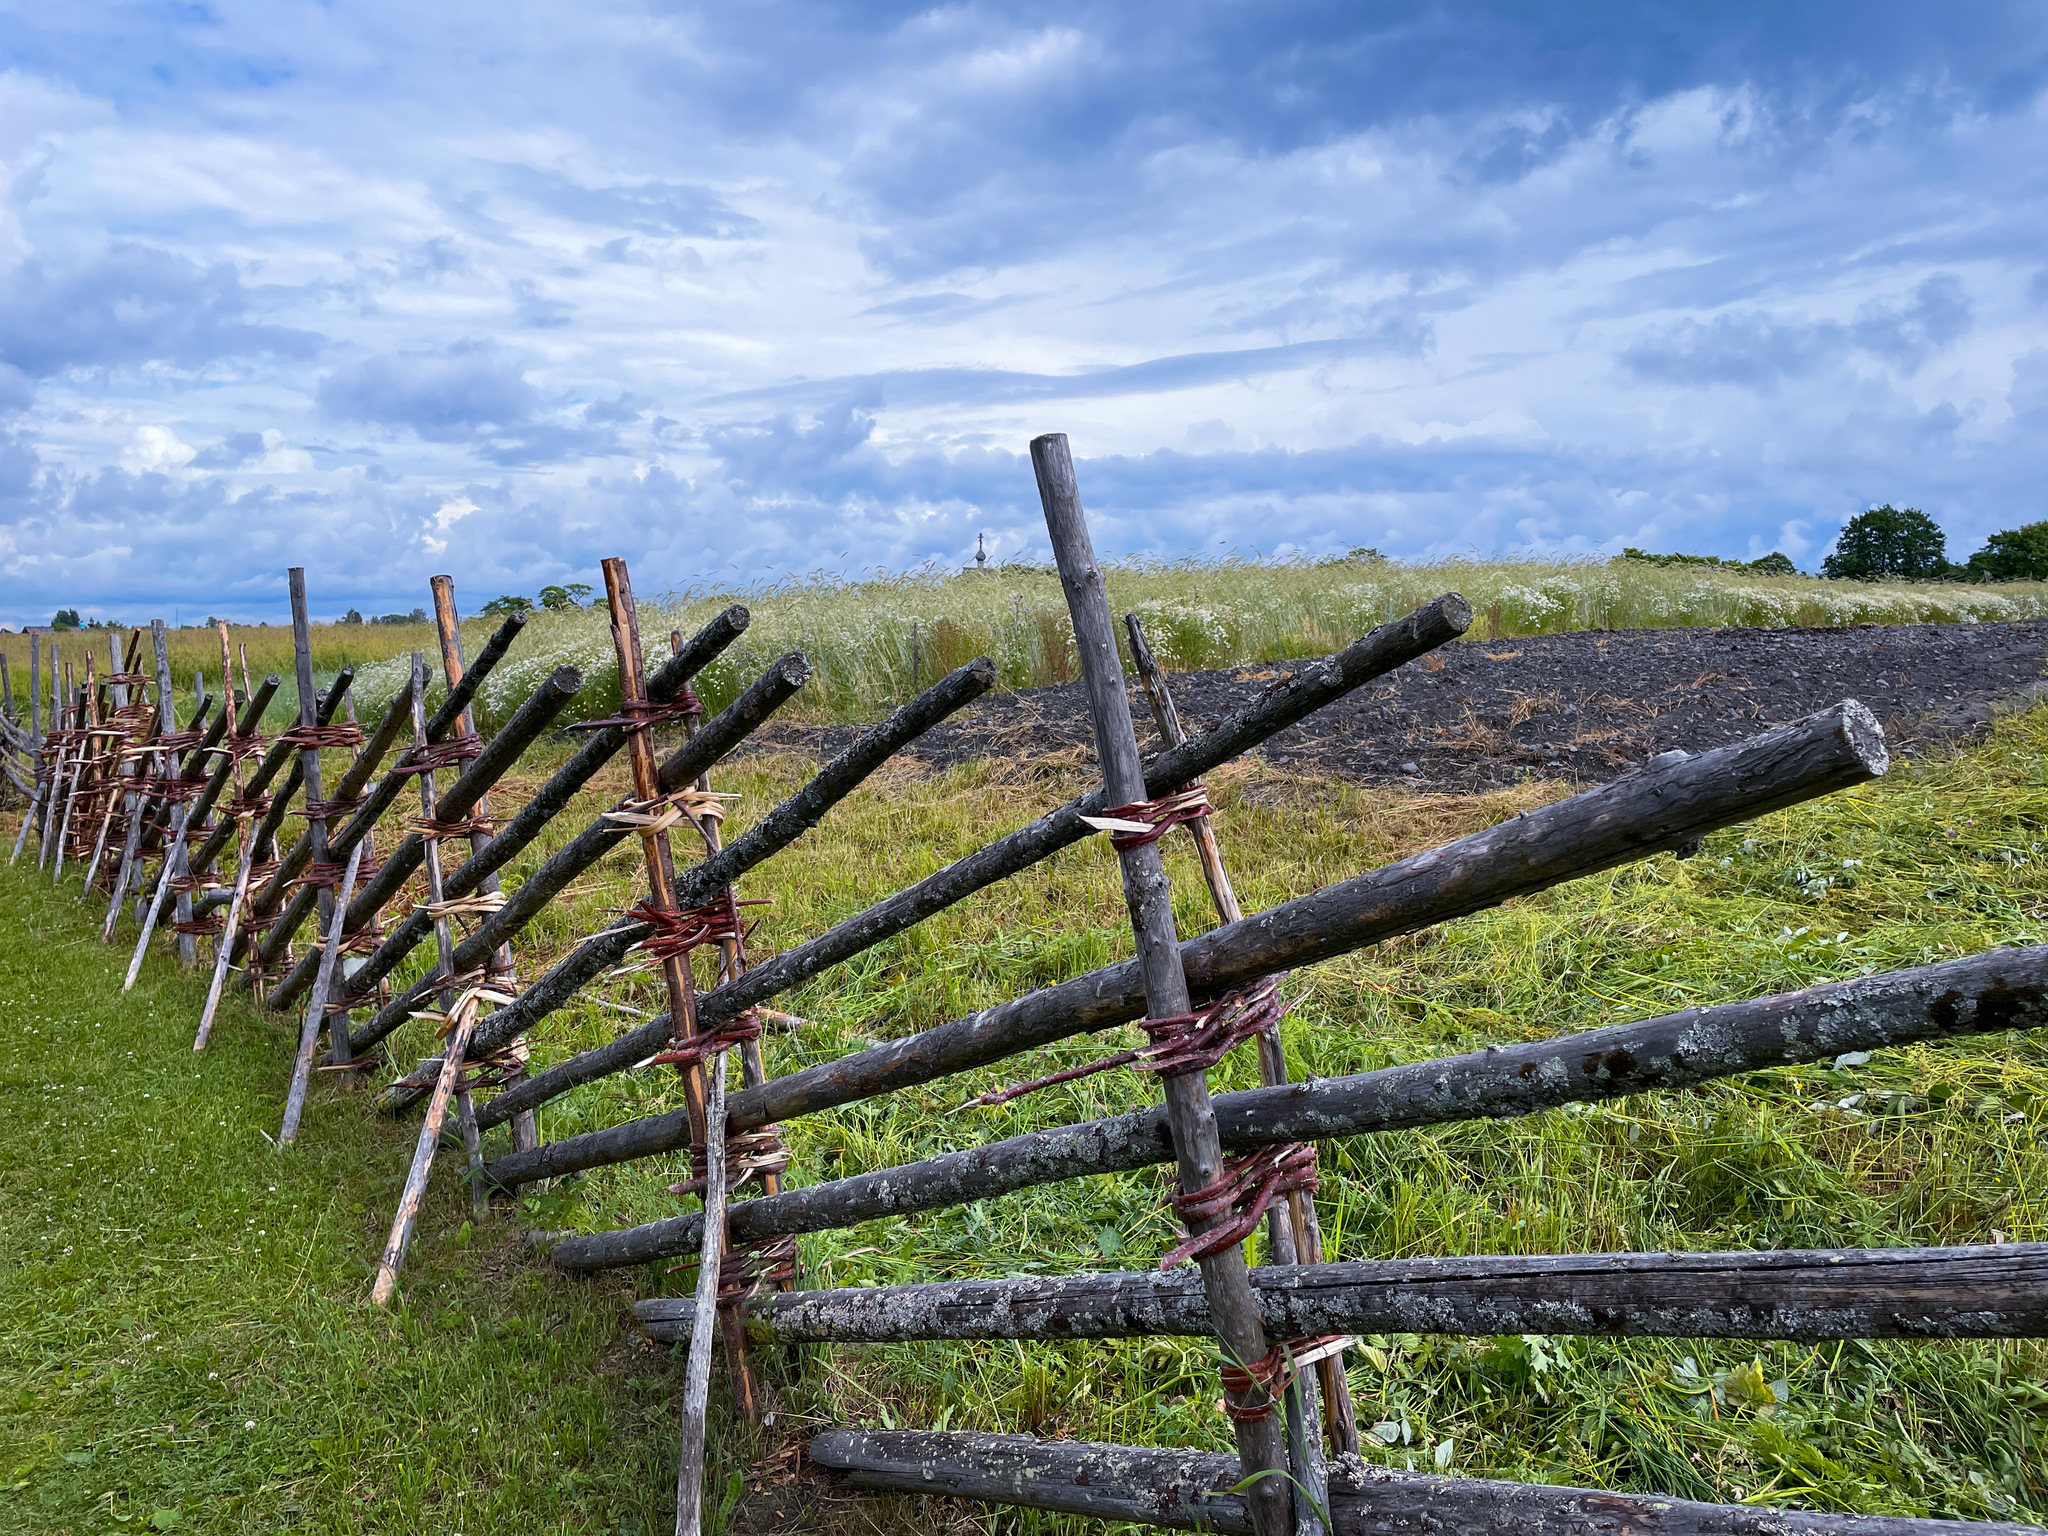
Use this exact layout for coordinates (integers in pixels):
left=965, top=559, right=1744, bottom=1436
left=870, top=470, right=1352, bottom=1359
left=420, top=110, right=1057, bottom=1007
left=479, top=594, right=530, bottom=618
left=341, top=608, right=364, bottom=625
left=51, top=608, right=80, bottom=630
left=1821, top=506, right=1950, bottom=580
left=536, top=582, right=593, bottom=612
left=1964, top=521, right=2048, bottom=583
left=1619, top=548, right=1798, bottom=575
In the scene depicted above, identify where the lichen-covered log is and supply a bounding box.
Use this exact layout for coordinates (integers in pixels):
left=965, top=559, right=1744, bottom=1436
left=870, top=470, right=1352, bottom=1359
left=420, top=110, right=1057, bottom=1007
left=464, top=655, right=1001, bottom=1128
left=807, top=1431, right=2045, bottom=1536
left=468, top=593, right=1471, bottom=1125
left=346, top=653, right=812, bottom=1058
left=634, top=1242, right=2048, bottom=1345
left=258, top=662, right=583, bottom=1006
left=306, top=606, right=750, bottom=1016
left=543, top=943, right=2045, bottom=1270
left=500, top=698, right=1888, bottom=1191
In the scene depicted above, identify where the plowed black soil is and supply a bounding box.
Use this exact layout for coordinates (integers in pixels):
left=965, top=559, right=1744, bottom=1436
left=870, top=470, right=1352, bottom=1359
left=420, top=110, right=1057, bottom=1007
left=754, top=621, right=2048, bottom=795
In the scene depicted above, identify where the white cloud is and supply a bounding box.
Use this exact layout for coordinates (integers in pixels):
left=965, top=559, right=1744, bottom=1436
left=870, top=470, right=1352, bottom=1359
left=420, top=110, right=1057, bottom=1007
left=118, top=425, right=197, bottom=475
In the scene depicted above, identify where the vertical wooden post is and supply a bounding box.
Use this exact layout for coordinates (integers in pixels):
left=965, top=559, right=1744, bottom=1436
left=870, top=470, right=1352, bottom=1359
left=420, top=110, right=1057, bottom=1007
left=9, top=636, right=42, bottom=865
left=191, top=623, right=260, bottom=1039
left=597, top=560, right=739, bottom=1536
left=280, top=838, right=365, bottom=1146
left=37, top=660, right=70, bottom=869
left=1032, top=434, right=1295, bottom=1536
left=288, top=569, right=347, bottom=1063
left=1125, top=613, right=1360, bottom=1462
left=53, top=660, right=89, bottom=879
left=371, top=656, right=479, bottom=1305
left=429, top=576, right=534, bottom=1156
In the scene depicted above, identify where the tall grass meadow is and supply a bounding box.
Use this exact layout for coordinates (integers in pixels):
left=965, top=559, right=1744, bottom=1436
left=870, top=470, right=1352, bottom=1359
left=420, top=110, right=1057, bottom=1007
left=11, top=557, right=2048, bottom=731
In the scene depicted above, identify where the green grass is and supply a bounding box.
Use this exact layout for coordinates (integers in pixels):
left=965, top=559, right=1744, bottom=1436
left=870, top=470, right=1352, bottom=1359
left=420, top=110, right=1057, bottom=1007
left=4, top=699, right=2047, bottom=1532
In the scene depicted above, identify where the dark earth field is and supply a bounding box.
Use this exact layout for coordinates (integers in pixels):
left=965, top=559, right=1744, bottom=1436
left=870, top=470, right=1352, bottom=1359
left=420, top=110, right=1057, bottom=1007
left=760, top=620, right=2048, bottom=793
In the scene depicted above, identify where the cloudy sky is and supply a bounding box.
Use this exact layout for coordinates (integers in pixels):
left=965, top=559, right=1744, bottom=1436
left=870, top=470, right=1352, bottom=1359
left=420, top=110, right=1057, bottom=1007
left=1, top=2, right=2045, bottom=624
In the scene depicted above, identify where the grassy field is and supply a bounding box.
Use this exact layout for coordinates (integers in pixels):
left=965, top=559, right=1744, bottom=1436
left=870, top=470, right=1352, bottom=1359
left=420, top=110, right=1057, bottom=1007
left=9, top=556, right=2048, bottom=733
left=1, top=695, right=2045, bottom=1532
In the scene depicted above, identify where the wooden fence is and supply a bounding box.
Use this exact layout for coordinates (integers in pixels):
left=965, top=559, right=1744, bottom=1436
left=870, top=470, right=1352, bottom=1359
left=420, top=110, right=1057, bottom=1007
left=2, top=444, right=2043, bottom=1536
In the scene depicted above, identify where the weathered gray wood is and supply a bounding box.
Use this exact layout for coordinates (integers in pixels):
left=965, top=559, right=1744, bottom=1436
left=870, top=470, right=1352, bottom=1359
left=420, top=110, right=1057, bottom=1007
left=497, top=698, right=1889, bottom=1191
left=237, top=658, right=415, bottom=938
left=345, top=653, right=810, bottom=1059
left=463, top=654, right=999, bottom=1126
left=636, top=1243, right=2048, bottom=1346
left=292, top=606, right=749, bottom=1019
left=254, top=660, right=583, bottom=1003
left=809, top=1431, right=2046, bottom=1536
left=279, top=836, right=365, bottom=1145
left=542, top=943, right=2045, bottom=1271
left=475, top=594, right=1471, bottom=1123
left=1034, top=433, right=1295, bottom=1536
left=123, top=676, right=280, bottom=994
left=369, top=657, right=471, bottom=1306
left=430, top=575, right=516, bottom=985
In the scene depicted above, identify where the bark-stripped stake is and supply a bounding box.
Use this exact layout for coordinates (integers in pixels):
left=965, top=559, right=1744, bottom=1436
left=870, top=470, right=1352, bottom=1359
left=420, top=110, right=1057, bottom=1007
left=280, top=837, right=366, bottom=1145
left=428, top=576, right=533, bottom=1158
left=593, top=556, right=734, bottom=1536
left=1125, top=610, right=1359, bottom=1461
left=1033, top=435, right=1298, bottom=1536
left=369, top=656, right=482, bottom=1307
left=448, top=655, right=997, bottom=1128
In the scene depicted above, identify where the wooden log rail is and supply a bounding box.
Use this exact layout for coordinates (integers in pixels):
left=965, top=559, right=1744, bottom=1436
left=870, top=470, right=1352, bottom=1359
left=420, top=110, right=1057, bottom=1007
left=469, top=592, right=1473, bottom=1126
left=496, top=696, right=1890, bottom=1190
left=250, top=662, right=584, bottom=998
left=341, top=653, right=814, bottom=1058
left=235, top=611, right=533, bottom=974
left=295, top=605, right=751, bottom=1019
left=187, top=611, right=523, bottom=903
left=809, top=1431, right=2047, bottom=1536
left=542, top=943, right=2046, bottom=1271
left=437, top=656, right=1000, bottom=1122
left=634, top=1243, right=2048, bottom=1346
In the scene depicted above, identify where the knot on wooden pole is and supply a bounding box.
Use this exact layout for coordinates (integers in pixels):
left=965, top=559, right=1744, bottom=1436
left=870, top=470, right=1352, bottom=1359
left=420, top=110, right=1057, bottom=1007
left=620, top=896, right=766, bottom=967
left=668, top=1233, right=800, bottom=1304
left=667, top=1121, right=790, bottom=1199
left=1161, top=1142, right=1319, bottom=1270
left=295, top=792, right=370, bottom=821
left=280, top=722, right=366, bottom=753
left=385, top=734, right=482, bottom=775
left=648, top=1007, right=764, bottom=1070
left=1217, top=1336, right=1352, bottom=1424
left=1079, top=782, right=1212, bottom=850
left=958, top=976, right=1293, bottom=1110
left=600, top=787, right=730, bottom=834
left=566, top=687, right=704, bottom=733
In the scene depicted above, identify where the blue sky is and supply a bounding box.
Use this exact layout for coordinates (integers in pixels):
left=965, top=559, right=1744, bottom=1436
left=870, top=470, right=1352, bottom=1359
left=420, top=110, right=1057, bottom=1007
left=1, top=1, right=2045, bottom=623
